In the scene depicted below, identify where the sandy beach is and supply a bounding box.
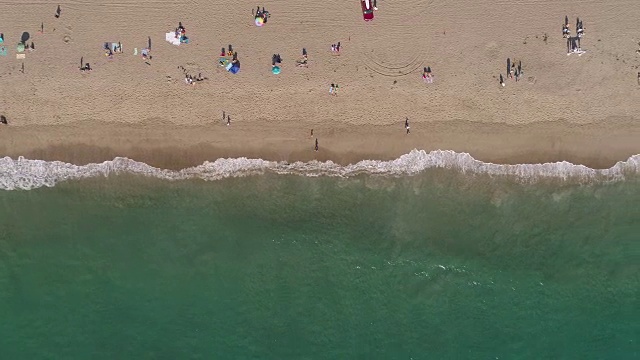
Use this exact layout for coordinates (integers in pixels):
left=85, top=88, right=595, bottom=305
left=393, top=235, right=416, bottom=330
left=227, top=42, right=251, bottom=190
left=1, top=0, right=639, bottom=169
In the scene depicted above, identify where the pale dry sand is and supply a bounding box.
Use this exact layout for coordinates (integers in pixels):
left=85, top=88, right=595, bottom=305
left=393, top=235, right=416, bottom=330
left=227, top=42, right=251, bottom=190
left=0, top=0, right=639, bottom=169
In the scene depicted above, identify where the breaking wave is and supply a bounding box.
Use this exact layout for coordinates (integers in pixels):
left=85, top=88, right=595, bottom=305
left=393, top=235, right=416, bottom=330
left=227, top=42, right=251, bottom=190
left=1, top=149, right=639, bottom=190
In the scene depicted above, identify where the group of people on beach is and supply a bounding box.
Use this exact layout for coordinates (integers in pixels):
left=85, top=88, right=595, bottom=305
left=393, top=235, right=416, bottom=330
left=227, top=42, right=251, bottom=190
left=497, top=57, right=524, bottom=87
left=329, top=83, right=340, bottom=95
left=507, top=58, right=523, bottom=82
left=331, top=42, right=341, bottom=54
left=104, top=42, right=122, bottom=58
left=272, top=53, right=283, bottom=65
left=218, top=45, right=240, bottom=71
left=222, top=111, right=232, bottom=126
left=178, top=66, right=207, bottom=85
left=562, top=16, right=585, bottom=38
left=254, top=6, right=270, bottom=22
left=173, top=22, right=189, bottom=44
left=220, top=45, right=235, bottom=57
left=563, top=16, right=585, bottom=54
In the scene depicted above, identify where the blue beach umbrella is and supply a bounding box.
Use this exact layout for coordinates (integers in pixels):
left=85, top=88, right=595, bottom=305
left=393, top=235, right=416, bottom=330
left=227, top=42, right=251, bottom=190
left=272, top=66, right=281, bottom=75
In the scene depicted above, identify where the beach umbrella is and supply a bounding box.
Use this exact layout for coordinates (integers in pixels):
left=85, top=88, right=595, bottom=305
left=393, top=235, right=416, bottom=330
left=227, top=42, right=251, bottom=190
left=229, top=65, right=240, bottom=74
left=16, top=43, right=25, bottom=53
left=255, top=17, right=264, bottom=27
left=272, top=66, right=281, bottom=75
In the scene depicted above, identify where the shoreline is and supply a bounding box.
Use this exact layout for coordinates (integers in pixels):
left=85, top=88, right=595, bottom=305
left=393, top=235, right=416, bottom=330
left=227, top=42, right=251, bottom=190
left=1, top=120, right=639, bottom=170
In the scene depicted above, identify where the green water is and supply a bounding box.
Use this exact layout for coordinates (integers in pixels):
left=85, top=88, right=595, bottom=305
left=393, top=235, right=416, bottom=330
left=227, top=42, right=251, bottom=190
left=0, top=173, right=638, bottom=359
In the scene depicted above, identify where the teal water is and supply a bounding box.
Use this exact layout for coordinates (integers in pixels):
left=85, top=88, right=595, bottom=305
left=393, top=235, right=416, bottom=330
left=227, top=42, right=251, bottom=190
left=0, top=172, right=638, bottom=359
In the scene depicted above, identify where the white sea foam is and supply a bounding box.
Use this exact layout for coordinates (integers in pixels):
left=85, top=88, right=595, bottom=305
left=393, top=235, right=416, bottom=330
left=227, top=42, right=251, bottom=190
left=0, top=149, right=639, bottom=190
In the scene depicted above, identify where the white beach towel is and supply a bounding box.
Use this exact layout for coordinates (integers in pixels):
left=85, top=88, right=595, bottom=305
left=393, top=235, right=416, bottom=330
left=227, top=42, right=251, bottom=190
left=165, top=32, right=180, bottom=46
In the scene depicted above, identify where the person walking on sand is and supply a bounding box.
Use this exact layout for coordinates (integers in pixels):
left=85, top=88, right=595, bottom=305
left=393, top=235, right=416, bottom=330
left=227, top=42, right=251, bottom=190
left=55, top=5, right=61, bottom=18
left=227, top=115, right=231, bottom=126
left=499, top=74, right=505, bottom=87
left=315, top=138, right=319, bottom=152
left=405, top=117, right=410, bottom=134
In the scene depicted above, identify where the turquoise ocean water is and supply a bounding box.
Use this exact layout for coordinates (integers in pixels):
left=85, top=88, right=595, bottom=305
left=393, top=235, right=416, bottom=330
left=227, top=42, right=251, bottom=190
left=0, top=167, right=638, bottom=359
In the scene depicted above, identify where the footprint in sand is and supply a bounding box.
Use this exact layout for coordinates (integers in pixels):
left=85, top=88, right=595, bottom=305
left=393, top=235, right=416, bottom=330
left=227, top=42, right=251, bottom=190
left=63, top=24, right=72, bottom=44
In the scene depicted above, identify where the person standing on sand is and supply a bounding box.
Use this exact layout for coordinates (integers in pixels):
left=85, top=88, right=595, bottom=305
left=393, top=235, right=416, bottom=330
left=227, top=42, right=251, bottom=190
left=227, top=115, right=231, bottom=126
left=315, top=138, right=319, bottom=152
left=55, top=5, right=61, bottom=18
left=499, top=74, right=505, bottom=87
left=405, top=117, right=410, bottom=134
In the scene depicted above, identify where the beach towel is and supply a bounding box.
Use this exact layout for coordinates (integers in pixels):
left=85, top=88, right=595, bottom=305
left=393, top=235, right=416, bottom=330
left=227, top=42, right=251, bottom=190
left=165, top=32, right=180, bottom=46
left=16, top=53, right=25, bottom=59
left=134, top=48, right=138, bottom=55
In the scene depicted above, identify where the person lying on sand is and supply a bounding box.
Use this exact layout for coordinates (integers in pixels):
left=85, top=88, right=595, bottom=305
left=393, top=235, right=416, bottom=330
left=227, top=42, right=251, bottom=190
left=297, top=49, right=308, bottom=67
